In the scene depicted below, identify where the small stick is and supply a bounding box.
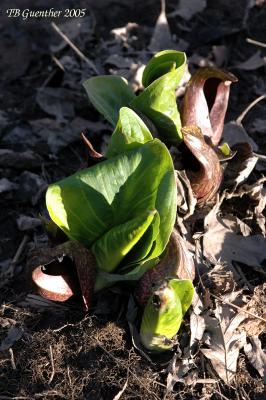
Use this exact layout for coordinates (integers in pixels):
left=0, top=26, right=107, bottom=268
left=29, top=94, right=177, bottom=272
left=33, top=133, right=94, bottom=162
left=236, top=94, right=266, bottom=125
left=48, top=345, right=55, bottom=384
left=246, top=37, right=266, bottom=49
left=233, top=262, right=253, bottom=292
left=210, top=293, right=266, bottom=323
left=11, top=234, right=29, bottom=266
left=51, top=22, right=100, bottom=75
left=9, top=348, right=16, bottom=370
left=52, top=55, right=65, bottom=72
left=253, top=152, right=266, bottom=161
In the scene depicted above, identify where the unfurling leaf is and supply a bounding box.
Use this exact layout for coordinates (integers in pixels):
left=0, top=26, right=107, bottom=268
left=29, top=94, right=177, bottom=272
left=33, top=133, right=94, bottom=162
left=182, top=67, right=237, bottom=146
left=46, top=140, right=177, bottom=287
left=131, top=50, right=187, bottom=144
left=181, top=125, right=222, bottom=205
left=83, top=76, right=135, bottom=126
left=140, top=279, right=194, bottom=352
left=106, top=107, right=153, bottom=158
left=135, top=229, right=195, bottom=307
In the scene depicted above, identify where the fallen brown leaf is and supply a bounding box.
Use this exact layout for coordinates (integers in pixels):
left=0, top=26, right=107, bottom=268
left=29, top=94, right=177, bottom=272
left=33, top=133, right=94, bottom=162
left=244, top=336, right=266, bottom=382
left=201, top=295, right=247, bottom=382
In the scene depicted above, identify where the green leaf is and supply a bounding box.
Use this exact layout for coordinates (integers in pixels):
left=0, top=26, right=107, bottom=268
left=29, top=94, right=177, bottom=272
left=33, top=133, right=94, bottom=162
left=46, top=139, right=177, bottom=277
left=91, top=209, right=157, bottom=272
left=94, top=257, right=159, bottom=292
left=140, top=280, right=183, bottom=352
left=83, top=76, right=135, bottom=126
left=168, top=279, right=195, bottom=315
left=106, top=107, right=153, bottom=158
left=131, top=50, right=187, bottom=144
left=140, top=278, right=194, bottom=352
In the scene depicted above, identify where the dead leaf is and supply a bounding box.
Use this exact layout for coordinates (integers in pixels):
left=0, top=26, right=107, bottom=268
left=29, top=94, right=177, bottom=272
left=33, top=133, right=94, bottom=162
left=239, top=284, right=266, bottom=336
left=223, top=142, right=258, bottom=187
left=0, top=326, right=24, bottom=351
left=201, top=298, right=247, bottom=382
left=149, top=0, right=175, bottom=52
left=104, top=54, right=133, bottom=69
left=244, top=336, right=266, bottom=382
left=202, top=264, right=235, bottom=296
left=17, top=216, right=42, bottom=232
left=0, top=149, right=42, bottom=170
left=111, top=23, right=139, bottom=43
left=168, top=0, right=207, bottom=20
left=0, top=178, right=18, bottom=194
left=190, top=312, right=206, bottom=348
left=36, top=88, right=75, bottom=122
left=234, top=51, right=266, bottom=70
left=222, top=121, right=258, bottom=151
left=203, top=207, right=266, bottom=269
left=212, top=45, right=228, bottom=67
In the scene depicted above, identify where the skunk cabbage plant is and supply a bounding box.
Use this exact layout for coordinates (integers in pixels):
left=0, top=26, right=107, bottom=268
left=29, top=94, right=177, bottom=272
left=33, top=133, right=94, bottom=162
left=46, top=134, right=177, bottom=288
left=140, top=279, right=194, bottom=352
left=84, top=50, right=187, bottom=145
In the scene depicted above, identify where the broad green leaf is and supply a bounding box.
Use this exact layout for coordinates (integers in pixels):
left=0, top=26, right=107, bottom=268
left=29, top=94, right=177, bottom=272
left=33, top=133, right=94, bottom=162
left=83, top=76, right=135, bottom=126
left=131, top=50, right=187, bottom=144
left=94, top=257, right=159, bottom=291
left=106, top=107, right=153, bottom=158
left=91, top=209, right=157, bottom=272
left=140, top=278, right=194, bottom=352
left=46, top=139, right=177, bottom=275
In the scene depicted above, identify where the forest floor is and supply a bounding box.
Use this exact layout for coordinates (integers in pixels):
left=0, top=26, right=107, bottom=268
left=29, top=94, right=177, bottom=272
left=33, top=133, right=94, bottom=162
left=0, top=0, right=265, bottom=399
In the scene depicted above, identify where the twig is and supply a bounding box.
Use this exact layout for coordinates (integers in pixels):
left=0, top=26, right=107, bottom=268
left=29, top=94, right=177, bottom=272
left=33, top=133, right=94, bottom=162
left=233, top=262, right=254, bottom=292
left=113, top=374, right=129, bottom=400
left=236, top=94, right=266, bottom=125
left=9, top=348, right=16, bottom=370
left=210, top=293, right=266, bottom=323
left=10, top=234, right=30, bottom=266
left=51, top=22, right=100, bottom=75
left=52, top=55, right=65, bottom=72
left=246, top=37, right=266, bottom=49
left=212, top=388, right=231, bottom=400
left=253, top=152, right=266, bottom=161
left=48, top=345, right=55, bottom=384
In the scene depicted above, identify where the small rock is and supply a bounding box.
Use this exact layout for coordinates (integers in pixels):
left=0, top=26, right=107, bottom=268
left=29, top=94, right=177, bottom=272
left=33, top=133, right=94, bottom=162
left=0, top=178, right=18, bottom=194
left=18, top=171, right=46, bottom=202
left=16, top=215, right=42, bottom=231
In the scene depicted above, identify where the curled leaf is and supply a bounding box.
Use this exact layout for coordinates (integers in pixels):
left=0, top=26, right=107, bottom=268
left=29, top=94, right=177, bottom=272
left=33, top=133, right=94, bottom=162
left=30, top=241, right=97, bottom=311
left=182, top=67, right=237, bottom=146
left=181, top=125, right=222, bottom=205
left=131, top=50, right=187, bottom=144
left=135, top=229, right=195, bottom=307
left=140, top=278, right=194, bottom=352
left=106, top=107, right=153, bottom=158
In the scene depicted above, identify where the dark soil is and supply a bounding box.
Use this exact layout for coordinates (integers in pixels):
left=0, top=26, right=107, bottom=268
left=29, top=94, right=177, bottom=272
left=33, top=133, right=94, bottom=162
left=0, top=0, right=265, bottom=399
